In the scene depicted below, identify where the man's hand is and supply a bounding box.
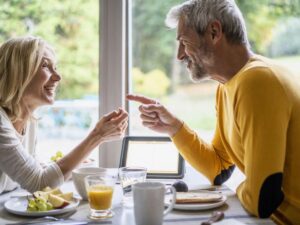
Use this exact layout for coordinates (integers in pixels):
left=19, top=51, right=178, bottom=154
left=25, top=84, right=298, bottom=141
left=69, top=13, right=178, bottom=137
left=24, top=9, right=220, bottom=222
left=127, top=94, right=183, bottom=136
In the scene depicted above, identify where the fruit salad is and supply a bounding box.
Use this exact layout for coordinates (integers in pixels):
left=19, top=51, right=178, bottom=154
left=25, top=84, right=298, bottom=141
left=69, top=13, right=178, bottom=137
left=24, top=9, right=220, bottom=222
left=27, top=187, right=73, bottom=212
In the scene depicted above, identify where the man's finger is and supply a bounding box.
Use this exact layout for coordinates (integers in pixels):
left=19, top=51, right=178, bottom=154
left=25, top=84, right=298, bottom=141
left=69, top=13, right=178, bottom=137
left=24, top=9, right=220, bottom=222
left=127, top=94, right=157, bottom=104
left=140, top=104, right=164, bottom=114
left=140, top=114, right=159, bottom=123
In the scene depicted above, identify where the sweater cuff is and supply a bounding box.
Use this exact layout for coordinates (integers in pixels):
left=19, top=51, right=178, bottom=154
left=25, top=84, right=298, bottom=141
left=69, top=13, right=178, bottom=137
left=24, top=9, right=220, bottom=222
left=171, top=122, right=195, bottom=148
left=46, top=162, right=64, bottom=188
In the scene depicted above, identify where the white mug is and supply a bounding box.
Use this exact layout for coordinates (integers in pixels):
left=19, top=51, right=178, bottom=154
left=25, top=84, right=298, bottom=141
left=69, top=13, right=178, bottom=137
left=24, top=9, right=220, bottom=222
left=133, top=182, right=176, bottom=225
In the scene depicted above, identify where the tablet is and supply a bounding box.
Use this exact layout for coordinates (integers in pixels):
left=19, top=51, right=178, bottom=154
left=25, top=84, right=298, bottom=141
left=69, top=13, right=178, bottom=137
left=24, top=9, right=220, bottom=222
left=119, top=136, right=185, bottom=179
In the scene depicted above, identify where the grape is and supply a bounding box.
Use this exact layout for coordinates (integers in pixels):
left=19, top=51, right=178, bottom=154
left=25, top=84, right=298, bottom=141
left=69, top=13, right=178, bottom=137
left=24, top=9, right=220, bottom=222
left=50, top=151, right=64, bottom=162
left=27, top=198, right=38, bottom=212
left=27, top=196, right=51, bottom=212
left=46, top=202, right=54, bottom=210
left=56, top=151, right=63, bottom=158
left=28, top=199, right=35, bottom=205
left=27, top=206, right=37, bottom=212
left=36, top=202, right=47, bottom=211
left=51, top=156, right=56, bottom=162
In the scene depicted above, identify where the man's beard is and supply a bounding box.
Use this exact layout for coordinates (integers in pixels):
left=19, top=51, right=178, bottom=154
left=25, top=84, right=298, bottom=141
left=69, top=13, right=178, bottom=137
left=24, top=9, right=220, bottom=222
left=189, top=61, right=209, bottom=82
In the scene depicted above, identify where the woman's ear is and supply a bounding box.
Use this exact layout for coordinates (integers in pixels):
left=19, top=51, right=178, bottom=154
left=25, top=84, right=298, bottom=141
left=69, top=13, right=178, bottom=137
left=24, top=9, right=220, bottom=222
left=209, top=20, right=222, bottom=44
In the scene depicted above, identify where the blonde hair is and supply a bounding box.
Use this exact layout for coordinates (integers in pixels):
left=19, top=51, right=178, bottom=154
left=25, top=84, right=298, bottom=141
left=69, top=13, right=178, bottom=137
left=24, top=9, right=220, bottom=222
left=0, top=36, right=50, bottom=122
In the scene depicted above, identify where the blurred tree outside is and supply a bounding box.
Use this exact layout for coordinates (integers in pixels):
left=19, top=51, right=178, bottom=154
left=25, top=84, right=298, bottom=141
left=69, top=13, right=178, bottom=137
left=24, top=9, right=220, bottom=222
left=0, top=0, right=99, bottom=99
left=132, top=67, right=170, bottom=98
left=0, top=0, right=100, bottom=162
left=1, top=0, right=300, bottom=134
left=132, top=0, right=300, bottom=94
left=130, top=0, right=300, bottom=134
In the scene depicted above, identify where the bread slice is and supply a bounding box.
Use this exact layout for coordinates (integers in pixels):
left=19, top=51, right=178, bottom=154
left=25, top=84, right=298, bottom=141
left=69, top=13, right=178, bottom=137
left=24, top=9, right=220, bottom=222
left=176, top=192, right=223, bottom=204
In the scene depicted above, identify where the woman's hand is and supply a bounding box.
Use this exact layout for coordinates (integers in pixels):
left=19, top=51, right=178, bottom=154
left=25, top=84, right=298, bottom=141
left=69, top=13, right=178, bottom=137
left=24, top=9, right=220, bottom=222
left=127, top=94, right=182, bottom=136
left=56, top=108, right=128, bottom=179
left=90, top=108, right=128, bottom=145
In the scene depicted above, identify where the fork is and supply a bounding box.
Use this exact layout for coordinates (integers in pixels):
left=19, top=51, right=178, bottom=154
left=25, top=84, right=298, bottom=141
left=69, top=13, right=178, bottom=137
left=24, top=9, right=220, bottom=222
left=8, top=216, right=62, bottom=225
left=201, top=211, right=225, bottom=225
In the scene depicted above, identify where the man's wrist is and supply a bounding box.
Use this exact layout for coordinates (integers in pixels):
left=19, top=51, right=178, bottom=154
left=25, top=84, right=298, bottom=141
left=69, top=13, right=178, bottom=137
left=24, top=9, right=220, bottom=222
left=168, top=118, right=183, bottom=137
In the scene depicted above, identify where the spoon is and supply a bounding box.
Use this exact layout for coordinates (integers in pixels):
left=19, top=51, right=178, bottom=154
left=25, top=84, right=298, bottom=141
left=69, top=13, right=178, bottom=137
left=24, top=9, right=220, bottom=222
left=201, top=211, right=225, bottom=225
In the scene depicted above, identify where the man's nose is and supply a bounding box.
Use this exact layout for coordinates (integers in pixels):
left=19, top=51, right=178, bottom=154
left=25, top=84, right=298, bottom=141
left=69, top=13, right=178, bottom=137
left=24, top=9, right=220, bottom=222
left=177, top=42, right=186, bottom=61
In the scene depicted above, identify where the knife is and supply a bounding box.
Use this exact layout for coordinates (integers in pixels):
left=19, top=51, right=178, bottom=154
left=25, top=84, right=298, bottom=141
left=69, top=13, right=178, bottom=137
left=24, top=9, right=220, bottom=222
left=7, top=220, right=88, bottom=225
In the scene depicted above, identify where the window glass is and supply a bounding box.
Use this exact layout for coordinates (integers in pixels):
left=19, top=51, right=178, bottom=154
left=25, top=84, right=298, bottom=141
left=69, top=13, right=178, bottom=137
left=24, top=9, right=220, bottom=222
left=129, top=0, right=300, bottom=186
left=129, top=0, right=300, bottom=142
left=0, top=0, right=99, bottom=164
left=129, top=0, right=216, bottom=140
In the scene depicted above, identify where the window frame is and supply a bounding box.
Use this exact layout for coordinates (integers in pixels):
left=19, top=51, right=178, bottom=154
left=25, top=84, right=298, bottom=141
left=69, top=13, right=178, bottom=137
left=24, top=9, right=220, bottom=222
left=99, top=0, right=130, bottom=167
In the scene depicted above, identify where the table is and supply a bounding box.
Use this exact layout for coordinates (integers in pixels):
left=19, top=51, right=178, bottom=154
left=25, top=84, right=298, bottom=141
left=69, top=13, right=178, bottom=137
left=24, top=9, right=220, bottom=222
left=0, top=167, right=275, bottom=225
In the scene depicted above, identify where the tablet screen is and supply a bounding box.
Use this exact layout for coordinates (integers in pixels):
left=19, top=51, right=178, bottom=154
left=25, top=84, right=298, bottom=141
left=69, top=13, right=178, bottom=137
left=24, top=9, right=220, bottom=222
left=119, top=136, right=185, bottom=179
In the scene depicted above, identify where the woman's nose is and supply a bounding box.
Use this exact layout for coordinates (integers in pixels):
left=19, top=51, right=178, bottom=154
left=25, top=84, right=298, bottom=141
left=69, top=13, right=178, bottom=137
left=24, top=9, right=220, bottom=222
left=52, top=71, right=61, bottom=81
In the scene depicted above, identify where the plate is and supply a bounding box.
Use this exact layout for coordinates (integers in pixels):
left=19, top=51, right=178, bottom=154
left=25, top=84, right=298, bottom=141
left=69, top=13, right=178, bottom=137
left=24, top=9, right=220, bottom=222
left=4, top=196, right=80, bottom=217
left=171, top=195, right=227, bottom=211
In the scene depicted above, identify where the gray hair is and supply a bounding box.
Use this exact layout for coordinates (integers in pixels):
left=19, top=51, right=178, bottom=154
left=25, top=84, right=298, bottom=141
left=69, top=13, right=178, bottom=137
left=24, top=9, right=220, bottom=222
left=165, top=0, right=250, bottom=48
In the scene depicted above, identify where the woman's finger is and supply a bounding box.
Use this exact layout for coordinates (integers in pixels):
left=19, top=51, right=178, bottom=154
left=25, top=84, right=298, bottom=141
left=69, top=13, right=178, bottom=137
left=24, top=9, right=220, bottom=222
left=110, top=112, right=128, bottom=124
left=102, top=110, right=119, bottom=121
left=120, top=123, right=128, bottom=132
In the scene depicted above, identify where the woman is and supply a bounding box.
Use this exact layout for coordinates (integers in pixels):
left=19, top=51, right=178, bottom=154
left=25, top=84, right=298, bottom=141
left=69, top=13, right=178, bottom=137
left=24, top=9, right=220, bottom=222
left=0, top=36, right=128, bottom=194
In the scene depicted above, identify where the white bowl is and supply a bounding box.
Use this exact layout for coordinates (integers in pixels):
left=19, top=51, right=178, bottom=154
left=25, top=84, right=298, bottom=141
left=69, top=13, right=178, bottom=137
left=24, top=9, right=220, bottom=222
left=79, top=158, right=96, bottom=168
left=72, top=167, right=106, bottom=200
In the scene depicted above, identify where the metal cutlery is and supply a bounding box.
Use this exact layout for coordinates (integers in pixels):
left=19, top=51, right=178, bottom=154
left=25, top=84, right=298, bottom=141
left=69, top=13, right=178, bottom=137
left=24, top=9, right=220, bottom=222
left=201, top=211, right=225, bottom=225
left=7, top=216, right=88, bottom=225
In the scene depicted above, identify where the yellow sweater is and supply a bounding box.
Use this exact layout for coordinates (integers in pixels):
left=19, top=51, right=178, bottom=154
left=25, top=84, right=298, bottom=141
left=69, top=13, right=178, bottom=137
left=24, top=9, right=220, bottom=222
left=172, top=55, right=300, bottom=224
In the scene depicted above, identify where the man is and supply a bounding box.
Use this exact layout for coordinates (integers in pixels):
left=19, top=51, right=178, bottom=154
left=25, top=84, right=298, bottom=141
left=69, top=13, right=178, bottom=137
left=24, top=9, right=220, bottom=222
left=127, top=0, right=300, bottom=224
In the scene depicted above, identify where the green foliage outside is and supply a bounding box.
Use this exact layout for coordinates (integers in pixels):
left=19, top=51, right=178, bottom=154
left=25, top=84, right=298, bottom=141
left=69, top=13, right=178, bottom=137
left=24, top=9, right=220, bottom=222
left=1, top=0, right=300, bottom=101
left=132, top=0, right=179, bottom=76
left=235, top=0, right=300, bottom=54
left=129, top=0, right=300, bottom=111
left=0, top=0, right=99, bottom=99
left=132, top=0, right=300, bottom=78
left=132, top=67, right=170, bottom=98
left=268, top=17, right=300, bottom=57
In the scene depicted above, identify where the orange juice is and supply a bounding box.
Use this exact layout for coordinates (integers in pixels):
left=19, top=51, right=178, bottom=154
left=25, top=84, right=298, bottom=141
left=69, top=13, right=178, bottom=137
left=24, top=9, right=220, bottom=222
left=87, top=185, right=114, bottom=210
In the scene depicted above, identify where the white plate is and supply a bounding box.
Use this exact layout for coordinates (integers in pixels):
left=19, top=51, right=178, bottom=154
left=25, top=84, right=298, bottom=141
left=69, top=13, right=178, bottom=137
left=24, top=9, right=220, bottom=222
left=172, top=195, right=227, bottom=211
left=4, top=196, right=80, bottom=217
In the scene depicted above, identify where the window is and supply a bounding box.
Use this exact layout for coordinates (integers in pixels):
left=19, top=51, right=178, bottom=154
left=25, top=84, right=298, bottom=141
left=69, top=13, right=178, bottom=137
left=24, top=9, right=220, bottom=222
left=125, top=0, right=300, bottom=188
left=129, top=0, right=217, bottom=140
left=128, top=0, right=300, bottom=141
left=0, top=0, right=99, bottom=164
left=2, top=0, right=299, bottom=170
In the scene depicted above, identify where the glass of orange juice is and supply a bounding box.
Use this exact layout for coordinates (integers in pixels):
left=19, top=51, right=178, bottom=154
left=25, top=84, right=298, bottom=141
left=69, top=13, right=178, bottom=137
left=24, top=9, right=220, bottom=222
left=85, top=173, right=116, bottom=219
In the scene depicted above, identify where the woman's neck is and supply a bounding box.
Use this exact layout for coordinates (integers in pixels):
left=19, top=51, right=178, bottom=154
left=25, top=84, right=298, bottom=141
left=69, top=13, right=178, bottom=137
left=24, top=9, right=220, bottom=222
left=13, top=120, right=28, bottom=135
left=13, top=106, right=32, bottom=135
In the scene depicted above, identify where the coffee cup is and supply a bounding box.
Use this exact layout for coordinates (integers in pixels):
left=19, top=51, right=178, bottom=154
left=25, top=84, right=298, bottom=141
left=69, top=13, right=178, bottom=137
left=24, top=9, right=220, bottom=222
left=133, top=182, right=176, bottom=225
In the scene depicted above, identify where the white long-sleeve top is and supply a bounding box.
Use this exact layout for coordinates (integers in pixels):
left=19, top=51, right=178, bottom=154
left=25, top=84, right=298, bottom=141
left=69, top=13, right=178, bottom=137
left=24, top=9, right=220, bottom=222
left=0, top=107, right=64, bottom=194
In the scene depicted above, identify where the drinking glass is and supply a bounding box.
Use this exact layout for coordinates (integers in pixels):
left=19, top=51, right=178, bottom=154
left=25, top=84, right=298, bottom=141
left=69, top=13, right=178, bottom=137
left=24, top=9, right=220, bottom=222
left=85, top=173, right=117, bottom=219
left=118, top=167, right=147, bottom=207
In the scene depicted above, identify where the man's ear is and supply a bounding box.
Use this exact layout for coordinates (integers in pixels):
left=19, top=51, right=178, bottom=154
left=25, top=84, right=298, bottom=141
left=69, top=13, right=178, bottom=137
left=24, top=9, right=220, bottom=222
left=209, top=20, right=222, bottom=44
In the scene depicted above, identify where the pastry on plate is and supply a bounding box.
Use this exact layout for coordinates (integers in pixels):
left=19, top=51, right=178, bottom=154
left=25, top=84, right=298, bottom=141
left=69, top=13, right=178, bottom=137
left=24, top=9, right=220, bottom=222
left=176, top=192, right=223, bottom=204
